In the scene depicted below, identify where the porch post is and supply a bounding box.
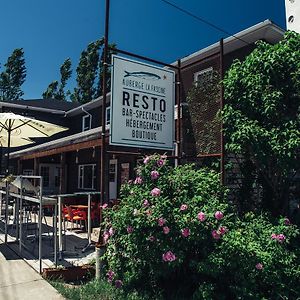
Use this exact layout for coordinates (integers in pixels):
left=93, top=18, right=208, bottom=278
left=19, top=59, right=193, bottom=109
left=59, top=153, right=66, bottom=194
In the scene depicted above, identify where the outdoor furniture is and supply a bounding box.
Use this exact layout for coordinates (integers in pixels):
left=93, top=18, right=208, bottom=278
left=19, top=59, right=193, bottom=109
left=64, top=206, right=87, bottom=230
left=0, top=175, right=58, bottom=273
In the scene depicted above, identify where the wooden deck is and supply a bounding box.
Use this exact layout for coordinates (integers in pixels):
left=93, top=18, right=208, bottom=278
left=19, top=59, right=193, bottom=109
left=0, top=213, right=96, bottom=273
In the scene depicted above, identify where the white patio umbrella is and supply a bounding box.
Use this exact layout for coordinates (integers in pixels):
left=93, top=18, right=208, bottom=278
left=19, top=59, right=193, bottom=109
left=0, top=112, right=68, bottom=174
left=0, top=135, right=34, bottom=148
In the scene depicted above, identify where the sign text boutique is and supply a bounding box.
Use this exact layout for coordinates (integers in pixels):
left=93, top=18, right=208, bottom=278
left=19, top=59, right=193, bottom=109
left=110, top=55, right=175, bottom=150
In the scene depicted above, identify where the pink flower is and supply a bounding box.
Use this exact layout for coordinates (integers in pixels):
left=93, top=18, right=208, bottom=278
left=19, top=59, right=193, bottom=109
left=163, top=226, right=170, bottom=234
left=101, top=203, right=108, bottom=209
left=158, top=217, right=166, bottom=226
left=180, top=204, right=188, bottom=211
left=284, top=218, right=291, bottom=225
left=148, top=235, right=155, bottom=242
left=157, top=159, right=165, bottom=167
left=115, top=280, right=123, bottom=288
left=214, top=211, right=224, bottom=220
left=143, top=156, right=150, bottom=164
left=181, top=228, right=190, bottom=237
left=143, top=199, right=150, bottom=207
left=197, top=212, right=206, bottom=222
left=162, top=251, right=176, bottom=262
left=106, top=270, right=115, bottom=282
left=108, top=227, right=115, bottom=236
left=151, top=187, right=161, bottom=197
left=134, top=176, right=143, bottom=184
left=218, top=226, right=227, bottom=235
left=127, top=226, right=134, bottom=233
left=212, top=230, right=221, bottom=240
left=255, top=263, right=263, bottom=270
left=103, top=231, right=110, bottom=243
left=271, top=233, right=277, bottom=239
left=151, top=170, right=160, bottom=180
left=146, top=209, right=152, bottom=216
left=127, top=179, right=133, bottom=184
left=277, top=234, right=286, bottom=243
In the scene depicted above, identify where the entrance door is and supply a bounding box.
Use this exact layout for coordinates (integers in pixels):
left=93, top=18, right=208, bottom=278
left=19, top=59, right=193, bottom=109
left=40, top=164, right=61, bottom=195
left=109, top=159, right=117, bottom=200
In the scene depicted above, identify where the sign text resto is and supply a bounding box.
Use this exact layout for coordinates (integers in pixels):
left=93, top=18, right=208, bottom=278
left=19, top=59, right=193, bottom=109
left=110, top=55, right=175, bottom=150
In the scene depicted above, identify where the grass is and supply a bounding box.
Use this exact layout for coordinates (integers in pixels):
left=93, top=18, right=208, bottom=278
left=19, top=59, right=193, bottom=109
left=50, top=279, right=159, bottom=300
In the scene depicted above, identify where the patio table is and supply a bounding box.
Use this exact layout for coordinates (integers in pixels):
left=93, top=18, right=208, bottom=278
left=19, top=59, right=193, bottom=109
left=74, top=192, right=101, bottom=252
left=55, top=192, right=100, bottom=258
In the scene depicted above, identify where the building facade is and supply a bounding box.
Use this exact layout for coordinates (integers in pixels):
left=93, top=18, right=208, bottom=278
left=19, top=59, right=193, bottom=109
left=1, top=20, right=285, bottom=201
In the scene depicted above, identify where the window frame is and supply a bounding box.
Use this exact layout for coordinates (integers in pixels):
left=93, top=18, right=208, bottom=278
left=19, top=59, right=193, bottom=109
left=82, top=114, right=92, bottom=132
left=78, top=164, right=96, bottom=190
left=106, top=106, right=111, bottom=125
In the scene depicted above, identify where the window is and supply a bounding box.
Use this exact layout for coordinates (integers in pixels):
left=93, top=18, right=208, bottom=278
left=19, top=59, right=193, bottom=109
left=54, top=167, right=60, bottom=187
left=78, top=164, right=96, bottom=189
left=194, top=67, right=213, bottom=85
left=106, top=107, right=111, bottom=125
left=82, top=114, right=92, bottom=132
left=40, top=166, right=50, bottom=187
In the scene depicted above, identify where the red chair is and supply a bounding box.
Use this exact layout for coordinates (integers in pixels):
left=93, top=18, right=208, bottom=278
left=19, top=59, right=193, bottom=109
left=64, top=206, right=87, bottom=230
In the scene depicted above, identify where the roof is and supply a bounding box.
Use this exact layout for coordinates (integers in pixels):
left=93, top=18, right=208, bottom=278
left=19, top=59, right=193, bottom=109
left=65, top=93, right=111, bottom=117
left=175, top=20, right=285, bottom=68
left=10, top=126, right=106, bottom=158
left=0, top=98, right=80, bottom=114
left=10, top=98, right=79, bottom=110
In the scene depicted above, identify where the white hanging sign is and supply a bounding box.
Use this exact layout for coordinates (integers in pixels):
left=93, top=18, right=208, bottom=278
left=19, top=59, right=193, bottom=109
left=110, top=55, right=175, bottom=150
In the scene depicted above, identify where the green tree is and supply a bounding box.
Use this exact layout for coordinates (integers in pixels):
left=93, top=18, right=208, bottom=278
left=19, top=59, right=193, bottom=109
left=43, top=39, right=116, bottom=103
left=0, top=48, right=26, bottom=101
left=70, top=39, right=117, bottom=103
left=42, top=80, right=59, bottom=99
left=42, top=58, right=72, bottom=100
left=222, top=31, right=300, bottom=216
left=71, top=39, right=104, bottom=103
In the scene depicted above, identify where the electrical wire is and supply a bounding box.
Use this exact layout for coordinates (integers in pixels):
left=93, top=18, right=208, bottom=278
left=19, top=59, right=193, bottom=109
left=160, top=0, right=250, bottom=45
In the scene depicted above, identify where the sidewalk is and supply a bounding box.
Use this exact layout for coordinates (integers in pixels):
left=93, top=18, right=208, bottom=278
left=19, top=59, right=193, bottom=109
left=0, top=240, right=64, bottom=300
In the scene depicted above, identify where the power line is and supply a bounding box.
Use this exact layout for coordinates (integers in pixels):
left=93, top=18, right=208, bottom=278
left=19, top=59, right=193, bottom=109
left=160, top=0, right=250, bottom=46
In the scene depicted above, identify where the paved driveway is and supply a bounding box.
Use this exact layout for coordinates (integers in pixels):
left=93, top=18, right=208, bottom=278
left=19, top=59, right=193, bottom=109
left=0, top=241, right=64, bottom=300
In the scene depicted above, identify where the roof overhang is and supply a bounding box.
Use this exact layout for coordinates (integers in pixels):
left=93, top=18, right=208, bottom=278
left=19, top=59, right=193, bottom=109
left=176, top=20, right=285, bottom=68
left=65, top=93, right=111, bottom=117
left=10, top=126, right=107, bottom=159
left=0, top=101, right=66, bottom=115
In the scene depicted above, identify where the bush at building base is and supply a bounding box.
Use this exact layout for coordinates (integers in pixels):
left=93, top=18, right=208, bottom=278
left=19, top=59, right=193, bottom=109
left=102, top=155, right=300, bottom=299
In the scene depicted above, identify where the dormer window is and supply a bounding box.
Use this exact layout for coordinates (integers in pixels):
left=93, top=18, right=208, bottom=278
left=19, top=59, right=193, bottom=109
left=82, top=114, right=92, bottom=131
left=106, top=107, right=111, bottom=125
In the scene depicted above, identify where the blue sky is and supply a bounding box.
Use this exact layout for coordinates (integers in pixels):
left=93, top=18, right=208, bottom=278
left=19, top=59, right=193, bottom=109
left=0, top=0, right=286, bottom=100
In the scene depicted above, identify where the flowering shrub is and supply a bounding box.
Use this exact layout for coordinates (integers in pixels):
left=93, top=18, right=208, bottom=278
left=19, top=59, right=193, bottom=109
left=102, top=154, right=300, bottom=299
left=198, top=213, right=300, bottom=299
left=102, top=154, right=229, bottom=296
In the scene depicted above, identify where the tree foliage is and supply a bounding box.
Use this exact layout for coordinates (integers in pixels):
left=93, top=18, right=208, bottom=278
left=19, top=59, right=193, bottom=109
left=222, top=31, right=300, bottom=215
left=42, top=58, right=72, bottom=100
left=43, top=39, right=116, bottom=103
left=0, top=48, right=26, bottom=101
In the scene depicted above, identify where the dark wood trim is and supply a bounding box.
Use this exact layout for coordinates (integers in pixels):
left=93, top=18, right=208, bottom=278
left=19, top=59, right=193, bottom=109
left=20, top=139, right=103, bottom=160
